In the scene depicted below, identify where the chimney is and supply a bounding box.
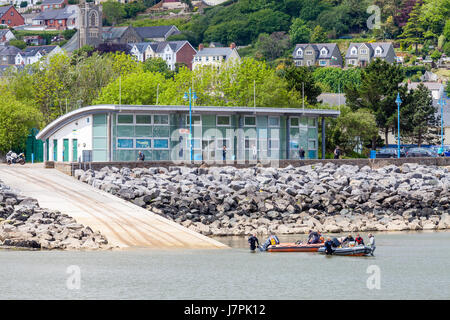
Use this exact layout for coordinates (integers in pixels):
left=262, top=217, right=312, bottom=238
left=198, top=43, right=204, bottom=51
left=230, top=42, right=236, bottom=49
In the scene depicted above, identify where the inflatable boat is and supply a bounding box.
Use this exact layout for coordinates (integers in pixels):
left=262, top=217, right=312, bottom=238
left=266, top=242, right=324, bottom=252
left=317, top=245, right=374, bottom=256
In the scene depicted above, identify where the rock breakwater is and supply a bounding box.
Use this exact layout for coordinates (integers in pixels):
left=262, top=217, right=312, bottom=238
left=74, top=162, right=450, bottom=236
left=0, top=180, right=111, bottom=250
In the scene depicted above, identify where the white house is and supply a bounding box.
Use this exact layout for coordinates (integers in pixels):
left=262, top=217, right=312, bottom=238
left=15, top=45, right=63, bottom=65
left=0, top=29, right=15, bottom=44
left=192, top=43, right=240, bottom=69
left=129, top=40, right=197, bottom=70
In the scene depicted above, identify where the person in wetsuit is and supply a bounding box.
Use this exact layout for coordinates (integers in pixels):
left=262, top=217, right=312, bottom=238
left=324, top=237, right=334, bottom=255
left=248, top=234, right=260, bottom=251
left=307, top=230, right=320, bottom=244
left=355, top=234, right=364, bottom=245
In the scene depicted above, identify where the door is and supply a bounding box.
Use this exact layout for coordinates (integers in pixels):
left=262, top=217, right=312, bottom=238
left=53, top=139, right=57, bottom=161
left=63, top=139, right=69, bottom=162
left=72, top=139, right=78, bottom=162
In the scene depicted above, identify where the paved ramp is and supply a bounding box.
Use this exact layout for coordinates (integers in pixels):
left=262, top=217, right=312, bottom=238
left=0, top=164, right=227, bottom=249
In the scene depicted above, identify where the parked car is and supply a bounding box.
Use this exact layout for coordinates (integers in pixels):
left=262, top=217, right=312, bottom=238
left=376, top=148, right=406, bottom=158
left=405, top=147, right=436, bottom=157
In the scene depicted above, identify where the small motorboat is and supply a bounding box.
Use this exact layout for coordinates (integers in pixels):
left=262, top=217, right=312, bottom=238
left=267, top=242, right=324, bottom=252
left=317, top=245, right=374, bottom=256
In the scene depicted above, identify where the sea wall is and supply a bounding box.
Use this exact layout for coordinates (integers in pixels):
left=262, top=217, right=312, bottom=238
left=73, top=162, right=450, bottom=236
left=0, top=180, right=111, bottom=250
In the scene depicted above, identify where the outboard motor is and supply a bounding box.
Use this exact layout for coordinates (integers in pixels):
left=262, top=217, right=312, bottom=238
left=259, top=235, right=280, bottom=251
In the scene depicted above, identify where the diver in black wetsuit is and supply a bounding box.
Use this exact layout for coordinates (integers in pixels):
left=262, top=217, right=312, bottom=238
left=248, top=234, right=260, bottom=251
left=324, top=237, right=334, bottom=255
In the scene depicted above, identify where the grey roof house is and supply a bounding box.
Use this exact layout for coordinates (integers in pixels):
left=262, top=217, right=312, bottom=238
left=192, top=43, right=240, bottom=69
left=0, top=45, right=21, bottom=65
left=345, top=42, right=396, bottom=67
left=134, top=25, right=180, bottom=42
left=102, top=26, right=142, bottom=45
left=292, top=43, right=343, bottom=67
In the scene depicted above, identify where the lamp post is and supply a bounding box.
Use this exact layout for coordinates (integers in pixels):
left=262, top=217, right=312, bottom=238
left=395, top=93, right=402, bottom=159
left=183, top=88, right=197, bottom=162
left=438, top=92, right=448, bottom=149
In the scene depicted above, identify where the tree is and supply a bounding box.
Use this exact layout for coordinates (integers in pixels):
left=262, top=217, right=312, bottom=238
left=255, top=32, right=290, bottom=61
left=0, top=90, right=42, bottom=154
left=328, top=105, right=379, bottom=154
left=289, top=18, right=312, bottom=44
left=143, top=57, right=173, bottom=78
left=313, top=67, right=362, bottom=93
left=310, top=25, right=328, bottom=43
left=399, top=0, right=424, bottom=52
left=278, top=65, right=322, bottom=105
left=102, top=0, right=126, bottom=26
left=401, top=83, right=439, bottom=146
left=20, top=1, right=28, bottom=8
left=9, top=39, right=26, bottom=50
left=94, top=70, right=168, bottom=105
left=345, top=59, right=405, bottom=145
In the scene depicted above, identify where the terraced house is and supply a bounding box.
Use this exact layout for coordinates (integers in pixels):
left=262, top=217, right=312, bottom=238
left=128, top=41, right=197, bottom=70
left=292, top=43, right=343, bottom=67
left=345, top=42, right=396, bottom=67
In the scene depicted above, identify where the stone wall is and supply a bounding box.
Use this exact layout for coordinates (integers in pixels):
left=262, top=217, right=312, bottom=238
left=49, top=157, right=450, bottom=176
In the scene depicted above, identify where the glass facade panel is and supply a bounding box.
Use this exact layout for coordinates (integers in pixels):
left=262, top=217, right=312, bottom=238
left=244, top=116, right=256, bottom=126
left=154, top=115, right=169, bottom=125
left=117, top=125, right=134, bottom=137
left=135, top=126, right=152, bottom=137
left=290, top=117, right=299, bottom=127
left=269, top=117, right=279, bottom=127
left=153, top=126, right=169, bottom=137
left=117, top=150, right=137, bottom=161
left=93, top=137, right=107, bottom=149
left=118, top=139, right=133, bottom=149
left=153, top=150, right=169, bottom=160
left=136, top=139, right=151, bottom=149
left=154, top=139, right=169, bottom=149
left=118, top=114, right=133, bottom=124
left=217, top=116, right=231, bottom=126
left=136, top=115, right=151, bottom=124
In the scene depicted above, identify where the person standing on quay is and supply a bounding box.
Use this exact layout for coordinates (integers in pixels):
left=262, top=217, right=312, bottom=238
left=368, top=233, right=376, bottom=256
left=252, top=144, right=257, bottom=160
left=334, top=146, right=341, bottom=159
left=299, top=147, right=305, bottom=160
left=222, top=145, right=227, bottom=161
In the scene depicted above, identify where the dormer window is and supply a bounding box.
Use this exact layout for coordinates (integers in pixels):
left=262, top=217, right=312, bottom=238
left=350, top=47, right=357, bottom=55
left=320, top=48, right=328, bottom=56
left=297, top=48, right=303, bottom=57
left=375, top=46, right=382, bottom=55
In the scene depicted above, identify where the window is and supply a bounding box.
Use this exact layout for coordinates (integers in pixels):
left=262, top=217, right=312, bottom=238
left=320, top=48, right=327, bottom=56
left=268, top=139, right=279, bottom=150
left=154, top=114, right=169, bottom=125
left=117, top=139, right=133, bottom=149
left=268, top=116, right=279, bottom=127
left=153, top=139, right=169, bottom=149
left=305, top=50, right=313, bottom=55
left=186, top=115, right=201, bottom=125
left=308, top=118, right=316, bottom=127
left=244, top=116, right=256, bottom=126
left=10, top=11, right=13, bottom=16
left=136, top=139, right=151, bottom=149
left=7, top=20, right=10, bottom=24
left=117, top=114, right=133, bottom=124
left=306, top=60, right=312, bottom=66
left=319, top=60, right=327, bottom=66
left=350, top=47, right=357, bottom=55
left=308, top=139, right=317, bottom=150
left=360, top=49, right=368, bottom=54
left=136, top=114, right=151, bottom=125
left=186, top=138, right=201, bottom=150
left=295, top=60, right=303, bottom=66
left=217, top=115, right=231, bottom=126
left=375, top=47, right=382, bottom=55
left=297, top=48, right=303, bottom=56
left=290, top=117, right=299, bottom=127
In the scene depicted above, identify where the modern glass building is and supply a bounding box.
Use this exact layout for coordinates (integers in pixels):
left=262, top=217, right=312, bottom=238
left=36, top=105, right=339, bottom=162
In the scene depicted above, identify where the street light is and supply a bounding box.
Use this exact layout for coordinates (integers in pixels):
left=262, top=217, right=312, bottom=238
left=183, top=88, right=197, bottom=162
left=438, top=92, right=448, bottom=149
left=395, top=92, right=402, bottom=159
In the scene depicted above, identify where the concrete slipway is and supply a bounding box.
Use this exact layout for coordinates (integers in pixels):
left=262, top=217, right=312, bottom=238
left=0, top=164, right=228, bottom=249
